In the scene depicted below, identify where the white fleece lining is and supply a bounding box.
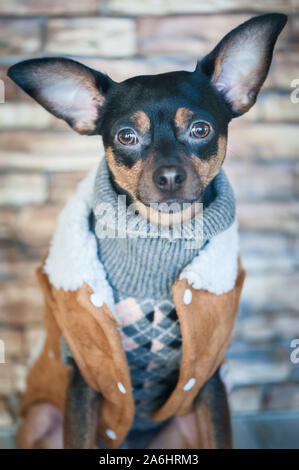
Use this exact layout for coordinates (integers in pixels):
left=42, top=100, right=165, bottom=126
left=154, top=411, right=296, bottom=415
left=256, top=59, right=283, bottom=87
left=44, top=168, right=116, bottom=317
left=44, top=169, right=239, bottom=317
left=179, top=219, right=239, bottom=294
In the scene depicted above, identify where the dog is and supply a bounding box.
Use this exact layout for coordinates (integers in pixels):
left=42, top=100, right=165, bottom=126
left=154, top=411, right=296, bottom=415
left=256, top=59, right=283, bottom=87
left=8, top=13, right=286, bottom=449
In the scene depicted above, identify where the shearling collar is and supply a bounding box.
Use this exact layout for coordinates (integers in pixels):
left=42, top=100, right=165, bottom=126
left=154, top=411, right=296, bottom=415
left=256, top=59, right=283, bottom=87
left=44, top=161, right=240, bottom=321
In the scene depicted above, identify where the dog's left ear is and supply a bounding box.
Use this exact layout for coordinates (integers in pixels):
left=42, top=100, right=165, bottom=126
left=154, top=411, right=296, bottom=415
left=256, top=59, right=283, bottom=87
left=8, top=57, right=114, bottom=134
left=197, top=13, right=287, bottom=116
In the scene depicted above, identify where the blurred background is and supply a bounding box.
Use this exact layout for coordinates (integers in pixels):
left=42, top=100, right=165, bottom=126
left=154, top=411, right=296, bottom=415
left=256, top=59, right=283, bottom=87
left=0, top=0, right=299, bottom=449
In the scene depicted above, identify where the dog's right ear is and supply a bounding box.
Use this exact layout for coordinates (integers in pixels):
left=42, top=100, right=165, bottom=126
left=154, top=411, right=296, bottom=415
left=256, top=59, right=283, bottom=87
left=7, top=57, right=114, bottom=135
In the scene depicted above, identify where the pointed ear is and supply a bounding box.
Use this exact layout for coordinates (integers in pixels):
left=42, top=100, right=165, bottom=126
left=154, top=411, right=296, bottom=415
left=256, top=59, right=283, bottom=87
left=197, top=13, right=287, bottom=116
left=7, top=57, right=114, bottom=134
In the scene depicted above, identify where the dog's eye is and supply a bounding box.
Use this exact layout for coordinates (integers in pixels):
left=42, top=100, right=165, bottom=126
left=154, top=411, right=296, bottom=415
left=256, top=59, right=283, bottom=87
left=190, top=122, right=210, bottom=139
left=117, top=128, right=139, bottom=146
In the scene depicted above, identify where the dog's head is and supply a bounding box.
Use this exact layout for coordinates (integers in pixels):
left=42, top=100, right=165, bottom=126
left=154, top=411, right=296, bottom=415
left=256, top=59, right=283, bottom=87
left=8, top=13, right=286, bottom=215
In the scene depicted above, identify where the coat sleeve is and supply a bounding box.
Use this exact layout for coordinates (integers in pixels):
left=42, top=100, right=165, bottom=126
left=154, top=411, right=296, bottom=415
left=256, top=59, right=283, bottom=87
left=19, top=265, right=70, bottom=417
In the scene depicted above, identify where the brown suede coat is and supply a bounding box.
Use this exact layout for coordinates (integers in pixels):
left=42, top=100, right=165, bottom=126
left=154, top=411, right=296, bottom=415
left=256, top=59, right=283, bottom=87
left=20, top=259, right=245, bottom=449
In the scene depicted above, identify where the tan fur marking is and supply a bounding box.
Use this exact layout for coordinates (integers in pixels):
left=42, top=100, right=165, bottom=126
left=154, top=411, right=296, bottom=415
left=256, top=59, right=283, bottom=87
left=134, top=200, right=201, bottom=227
left=106, top=149, right=200, bottom=226
left=191, top=135, right=227, bottom=188
left=106, top=146, right=142, bottom=198
left=131, top=111, right=150, bottom=134
left=174, top=107, right=194, bottom=129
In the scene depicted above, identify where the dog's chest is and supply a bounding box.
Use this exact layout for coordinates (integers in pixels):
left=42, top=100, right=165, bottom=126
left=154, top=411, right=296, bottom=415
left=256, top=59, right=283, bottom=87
left=115, top=294, right=182, bottom=427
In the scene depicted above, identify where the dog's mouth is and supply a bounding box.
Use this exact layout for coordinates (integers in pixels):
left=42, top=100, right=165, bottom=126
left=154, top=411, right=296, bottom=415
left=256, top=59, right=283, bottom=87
left=133, top=197, right=203, bottom=226
left=142, top=198, right=200, bottom=213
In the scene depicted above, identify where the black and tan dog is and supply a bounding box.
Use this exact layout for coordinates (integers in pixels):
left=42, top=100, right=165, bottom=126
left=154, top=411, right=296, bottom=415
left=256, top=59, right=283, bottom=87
left=8, top=13, right=286, bottom=449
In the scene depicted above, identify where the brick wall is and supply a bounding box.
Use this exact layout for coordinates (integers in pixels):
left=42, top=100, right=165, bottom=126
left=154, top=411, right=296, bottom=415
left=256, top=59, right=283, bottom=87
left=0, top=1, right=299, bottom=431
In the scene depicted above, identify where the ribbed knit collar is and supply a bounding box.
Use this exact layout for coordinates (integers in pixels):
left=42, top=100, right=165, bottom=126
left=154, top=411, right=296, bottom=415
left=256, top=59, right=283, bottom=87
left=93, top=159, right=235, bottom=241
left=92, top=158, right=235, bottom=299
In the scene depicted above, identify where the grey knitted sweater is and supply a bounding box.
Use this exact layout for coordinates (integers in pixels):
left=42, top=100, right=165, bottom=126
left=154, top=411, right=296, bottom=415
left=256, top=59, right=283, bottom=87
left=91, top=159, right=235, bottom=439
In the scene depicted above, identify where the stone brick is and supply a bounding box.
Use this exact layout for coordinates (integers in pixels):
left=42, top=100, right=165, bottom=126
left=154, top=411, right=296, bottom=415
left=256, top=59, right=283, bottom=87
left=0, top=152, right=99, bottom=172
left=108, top=0, right=297, bottom=15
left=0, top=364, right=13, bottom=395
left=225, top=161, right=295, bottom=200
left=295, top=233, right=299, bottom=262
left=240, top=231, right=295, bottom=256
left=0, top=280, right=44, bottom=326
left=137, top=14, right=247, bottom=56
left=291, top=14, right=299, bottom=39
left=12, top=363, right=27, bottom=394
left=0, top=102, right=54, bottom=130
left=49, top=171, right=87, bottom=204
left=0, top=19, right=43, bottom=56
left=0, top=242, right=21, bottom=265
left=0, top=328, right=23, bottom=359
left=0, top=244, right=40, bottom=282
left=15, top=204, right=60, bottom=247
left=241, top=252, right=295, bottom=274
left=0, top=173, right=48, bottom=207
left=242, top=272, right=299, bottom=313
left=46, top=18, right=136, bottom=57
left=82, top=56, right=195, bottom=82
left=137, top=14, right=288, bottom=56
left=265, top=383, right=299, bottom=410
left=0, top=397, right=13, bottom=428
left=225, top=358, right=291, bottom=387
left=0, top=303, right=43, bottom=327
left=229, top=386, right=262, bottom=413
left=296, top=161, right=299, bottom=193
left=0, top=209, right=17, bottom=239
left=245, top=91, right=299, bottom=122
left=0, top=130, right=101, bottom=154
left=228, top=123, right=299, bottom=161
left=234, top=313, right=299, bottom=343
left=263, top=51, right=299, bottom=90
left=239, top=231, right=297, bottom=274
left=0, top=130, right=103, bottom=172
left=237, top=201, right=299, bottom=233
left=0, top=66, right=19, bottom=101
left=0, top=0, right=100, bottom=15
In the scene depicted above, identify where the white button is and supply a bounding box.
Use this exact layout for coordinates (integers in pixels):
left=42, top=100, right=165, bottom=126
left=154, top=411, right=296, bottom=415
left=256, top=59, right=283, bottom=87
left=48, top=350, right=54, bottom=359
left=183, top=378, right=196, bottom=391
left=117, top=382, right=126, bottom=394
left=90, top=293, right=103, bottom=307
left=105, top=429, right=116, bottom=440
left=183, top=289, right=192, bottom=305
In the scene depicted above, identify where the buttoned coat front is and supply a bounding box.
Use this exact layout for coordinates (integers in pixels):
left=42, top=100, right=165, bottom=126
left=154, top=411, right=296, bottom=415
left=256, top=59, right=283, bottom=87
left=18, top=169, right=246, bottom=449
left=20, top=259, right=245, bottom=448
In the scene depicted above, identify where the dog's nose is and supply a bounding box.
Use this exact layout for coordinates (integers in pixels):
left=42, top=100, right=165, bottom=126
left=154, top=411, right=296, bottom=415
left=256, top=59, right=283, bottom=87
left=153, top=166, right=187, bottom=192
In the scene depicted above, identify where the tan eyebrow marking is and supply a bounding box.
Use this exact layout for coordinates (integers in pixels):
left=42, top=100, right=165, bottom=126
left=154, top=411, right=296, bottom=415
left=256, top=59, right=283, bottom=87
left=174, top=107, right=194, bottom=129
left=131, top=110, right=150, bottom=133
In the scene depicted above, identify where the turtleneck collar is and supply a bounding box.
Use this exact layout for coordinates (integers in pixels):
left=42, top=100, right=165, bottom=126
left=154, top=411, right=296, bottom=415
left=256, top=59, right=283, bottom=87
left=92, top=158, right=235, bottom=300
